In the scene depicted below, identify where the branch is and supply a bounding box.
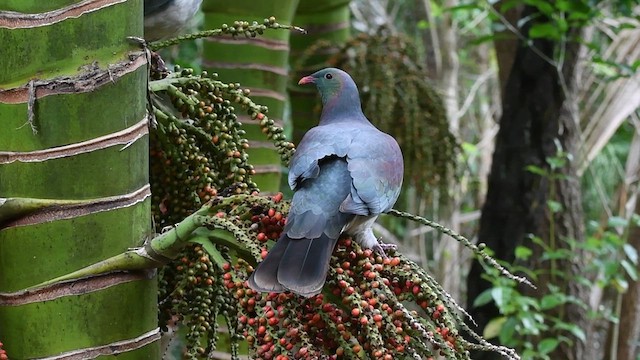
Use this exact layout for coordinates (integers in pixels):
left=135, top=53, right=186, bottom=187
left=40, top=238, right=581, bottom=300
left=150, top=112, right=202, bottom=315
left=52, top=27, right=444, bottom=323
left=387, top=209, right=536, bottom=288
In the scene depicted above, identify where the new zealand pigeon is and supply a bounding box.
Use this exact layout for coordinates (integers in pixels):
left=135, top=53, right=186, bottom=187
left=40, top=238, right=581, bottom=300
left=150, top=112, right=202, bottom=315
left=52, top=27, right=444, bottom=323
left=248, top=68, right=404, bottom=298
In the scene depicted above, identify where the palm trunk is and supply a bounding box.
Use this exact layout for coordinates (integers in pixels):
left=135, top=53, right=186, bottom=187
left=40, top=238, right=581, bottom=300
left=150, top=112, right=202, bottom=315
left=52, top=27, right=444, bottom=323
left=288, top=0, right=352, bottom=143
left=0, top=1, right=158, bottom=358
left=201, top=0, right=300, bottom=192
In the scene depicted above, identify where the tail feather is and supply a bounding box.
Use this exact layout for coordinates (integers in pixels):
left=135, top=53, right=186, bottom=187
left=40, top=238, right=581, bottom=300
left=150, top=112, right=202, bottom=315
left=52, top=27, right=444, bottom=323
left=247, top=234, right=289, bottom=293
left=277, top=233, right=339, bottom=298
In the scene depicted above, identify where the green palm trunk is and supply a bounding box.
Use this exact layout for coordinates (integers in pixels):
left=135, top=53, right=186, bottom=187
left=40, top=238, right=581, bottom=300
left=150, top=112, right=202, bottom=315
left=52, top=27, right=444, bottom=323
left=201, top=0, right=300, bottom=192
left=289, top=0, right=351, bottom=143
left=0, top=1, right=159, bottom=358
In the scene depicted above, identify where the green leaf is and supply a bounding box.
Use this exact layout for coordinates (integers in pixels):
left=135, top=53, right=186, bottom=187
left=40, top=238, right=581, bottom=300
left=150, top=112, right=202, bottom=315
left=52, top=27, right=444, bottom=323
left=461, top=141, right=478, bottom=155
left=417, top=20, right=430, bottom=29
left=556, top=17, right=568, bottom=33
left=614, top=277, right=629, bottom=292
left=556, top=0, right=572, bottom=11
left=524, top=0, right=555, bottom=15
left=529, top=22, right=561, bottom=39
left=525, top=165, right=547, bottom=176
left=546, top=155, right=567, bottom=169
left=623, top=243, right=638, bottom=264
left=547, top=200, right=563, bottom=213
left=430, top=0, right=443, bottom=17
left=499, top=317, right=518, bottom=346
left=483, top=317, right=507, bottom=339
left=554, top=322, right=586, bottom=342
left=538, top=338, right=560, bottom=355
left=520, top=315, right=539, bottom=333
left=591, top=61, right=619, bottom=79
left=541, top=248, right=574, bottom=260
left=469, top=34, right=495, bottom=46
left=499, top=0, right=521, bottom=13
left=474, top=289, right=495, bottom=307
left=608, top=216, right=628, bottom=228
left=558, top=0, right=591, bottom=13
left=515, top=246, right=533, bottom=260
left=529, top=234, right=551, bottom=251
left=567, top=9, right=592, bottom=21
left=491, top=287, right=513, bottom=308
left=604, top=262, right=620, bottom=277
left=621, top=260, right=638, bottom=281
left=540, top=293, right=565, bottom=310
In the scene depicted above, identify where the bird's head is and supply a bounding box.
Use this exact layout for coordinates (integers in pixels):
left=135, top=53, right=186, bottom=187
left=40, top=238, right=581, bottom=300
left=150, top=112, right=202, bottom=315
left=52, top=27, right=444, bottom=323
left=298, top=68, right=364, bottom=120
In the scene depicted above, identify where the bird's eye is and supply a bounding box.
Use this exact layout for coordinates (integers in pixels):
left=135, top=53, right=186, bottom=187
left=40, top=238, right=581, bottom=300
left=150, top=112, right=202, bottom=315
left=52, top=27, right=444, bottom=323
left=325, top=73, right=333, bottom=79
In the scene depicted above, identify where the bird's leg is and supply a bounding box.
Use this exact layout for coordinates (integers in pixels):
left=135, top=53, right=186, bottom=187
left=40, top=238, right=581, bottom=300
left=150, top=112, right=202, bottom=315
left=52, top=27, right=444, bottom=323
left=353, top=227, right=396, bottom=258
left=345, top=215, right=397, bottom=257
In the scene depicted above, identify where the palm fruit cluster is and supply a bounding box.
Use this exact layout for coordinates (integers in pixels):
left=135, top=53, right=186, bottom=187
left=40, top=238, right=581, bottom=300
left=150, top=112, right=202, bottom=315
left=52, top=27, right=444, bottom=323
left=149, top=70, right=293, bottom=355
left=154, top=190, right=517, bottom=359
left=0, top=341, right=7, bottom=360
left=148, top=16, right=299, bottom=230
left=297, top=27, right=457, bottom=197
left=148, top=19, right=294, bottom=358
left=157, top=192, right=289, bottom=359
left=214, top=207, right=519, bottom=360
left=225, top=236, right=503, bottom=360
left=158, top=244, right=237, bottom=358
left=149, top=67, right=294, bottom=229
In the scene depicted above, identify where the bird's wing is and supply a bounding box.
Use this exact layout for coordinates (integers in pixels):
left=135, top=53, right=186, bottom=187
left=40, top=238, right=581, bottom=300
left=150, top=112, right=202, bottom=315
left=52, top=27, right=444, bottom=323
left=288, top=125, right=353, bottom=191
left=285, top=156, right=353, bottom=240
left=341, top=127, right=404, bottom=215
left=289, top=123, right=403, bottom=216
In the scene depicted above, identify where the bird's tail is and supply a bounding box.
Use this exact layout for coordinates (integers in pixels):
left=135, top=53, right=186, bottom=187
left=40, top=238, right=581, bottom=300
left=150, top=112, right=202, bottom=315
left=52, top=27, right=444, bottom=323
left=248, top=233, right=339, bottom=298
left=247, top=233, right=290, bottom=294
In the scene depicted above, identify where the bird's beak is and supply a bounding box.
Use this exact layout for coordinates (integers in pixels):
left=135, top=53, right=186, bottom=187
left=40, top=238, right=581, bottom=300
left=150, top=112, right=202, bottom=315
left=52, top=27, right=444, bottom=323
left=298, top=75, right=315, bottom=85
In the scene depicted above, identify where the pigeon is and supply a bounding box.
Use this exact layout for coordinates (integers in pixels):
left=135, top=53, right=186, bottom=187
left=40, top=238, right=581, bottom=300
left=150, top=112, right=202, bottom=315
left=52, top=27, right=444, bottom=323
left=143, top=0, right=202, bottom=41
left=248, top=68, right=404, bottom=298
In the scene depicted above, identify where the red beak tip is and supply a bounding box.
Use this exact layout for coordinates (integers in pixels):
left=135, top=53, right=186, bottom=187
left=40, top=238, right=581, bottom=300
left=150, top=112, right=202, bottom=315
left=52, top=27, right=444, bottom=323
left=298, top=76, right=314, bottom=85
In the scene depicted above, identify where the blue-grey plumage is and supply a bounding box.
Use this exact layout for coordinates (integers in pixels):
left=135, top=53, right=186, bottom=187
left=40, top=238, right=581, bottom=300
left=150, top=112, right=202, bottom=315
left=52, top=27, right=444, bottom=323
left=144, top=0, right=203, bottom=41
left=248, top=68, right=404, bottom=298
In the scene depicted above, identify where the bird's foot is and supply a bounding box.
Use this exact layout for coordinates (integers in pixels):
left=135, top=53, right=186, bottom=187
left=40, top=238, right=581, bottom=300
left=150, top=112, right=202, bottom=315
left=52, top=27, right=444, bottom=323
left=149, top=51, right=169, bottom=78
left=372, top=239, right=397, bottom=258
left=127, top=36, right=169, bottom=79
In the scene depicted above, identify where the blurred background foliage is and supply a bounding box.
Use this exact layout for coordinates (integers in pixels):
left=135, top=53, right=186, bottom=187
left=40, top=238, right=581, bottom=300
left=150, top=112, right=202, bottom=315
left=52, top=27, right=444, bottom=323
left=153, top=0, right=640, bottom=359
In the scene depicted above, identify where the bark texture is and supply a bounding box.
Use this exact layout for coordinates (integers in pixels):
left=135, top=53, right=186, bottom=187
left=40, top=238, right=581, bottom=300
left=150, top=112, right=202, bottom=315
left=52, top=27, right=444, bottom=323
left=616, top=192, right=640, bottom=360
left=467, top=5, right=600, bottom=360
